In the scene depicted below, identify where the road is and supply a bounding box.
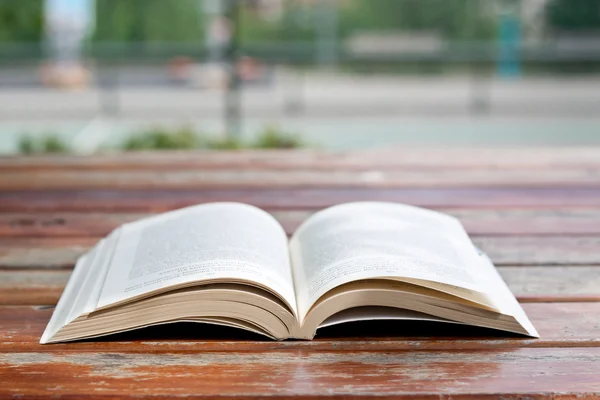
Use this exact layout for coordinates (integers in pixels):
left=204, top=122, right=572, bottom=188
left=1, top=74, right=600, bottom=153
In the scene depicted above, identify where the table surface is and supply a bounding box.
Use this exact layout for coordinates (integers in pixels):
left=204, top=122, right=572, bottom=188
left=1, top=148, right=599, bottom=399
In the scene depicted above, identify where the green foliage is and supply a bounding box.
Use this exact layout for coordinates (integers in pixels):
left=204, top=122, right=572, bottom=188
left=121, top=126, right=305, bottom=151
left=545, top=0, right=600, bottom=31
left=18, top=134, right=70, bottom=154
left=91, top=0, right=499, bottom=47
left=93, top=0, right=204, bottom=42
left=122, top=126, right=201, bottom=150
left=207, top=137, right=244, bottom=150
left=252, top=126, right=304, bottom=149
left=240, top=2, right=317, bottom=44
left=0, top=0, right=44, bottom=43
left=17, top=135, right=36, bottom=154
left=43, top=135, right=70, bottom=153
left=340, top=0, right=496, bottom=40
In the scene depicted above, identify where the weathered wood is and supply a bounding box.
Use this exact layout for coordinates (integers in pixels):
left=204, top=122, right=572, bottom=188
left=2, top=148, right=600, bottom=171
left=0, top=270, right=69, bottom=305
left=0, top=212, right=149, bottom=238
left=1, top=149, right=599, bottom=399
left=450, top=208, right=600, bottom=236
left=498, top=266, right=600, bottom=302
left=2, top=236, right=599, bottom=269
left=0, top=348, right=599, bottom=398
left=1, top=187, right=600, bottom=212
left=2, top=266, right=599, bottom=306
left=3, top=168, right=600, bottom=190
left=474, top=236, right=600, bottom=265
left=0, top=237, right=95, bottom=269
left=3, top=209, right=600, bottom=238
left=1, top=304, right=599, bottom=352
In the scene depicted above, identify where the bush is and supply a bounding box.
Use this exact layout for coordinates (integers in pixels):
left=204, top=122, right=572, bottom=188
left=122, top=126, right=306, bottom=151
left=122, top=126, right=201, bottom=150
left=18, top=134, right=69, bottom=154
left=252, top=126, right=304, bottom=149
left=18, top=135, right=36, bottom=154
left=207, top=137, right=244, bottom=150
left=43, top=135, right=70, bottom=152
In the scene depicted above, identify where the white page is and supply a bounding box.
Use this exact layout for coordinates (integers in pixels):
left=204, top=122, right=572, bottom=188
left=475, top=252, right=539, bottom=337
left=319, top=306, right=461, bottom=329
left=97, top=203, right=296, bottom=315
left=290, top=202, right=500, bottom=321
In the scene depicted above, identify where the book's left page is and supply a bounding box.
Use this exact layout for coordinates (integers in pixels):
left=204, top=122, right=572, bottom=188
left=96, top=203, right=297, bottom=314
left=41, top=202, right=298, bottom=343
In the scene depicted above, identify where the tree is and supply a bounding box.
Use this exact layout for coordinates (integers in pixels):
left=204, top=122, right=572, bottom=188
left=93, top=0, right=204, bottom=42
left=545, top=0, right=600, bottom=31
left=0, top=0, right=44, bottom=43
left=340, top=0, right=497, bottom=40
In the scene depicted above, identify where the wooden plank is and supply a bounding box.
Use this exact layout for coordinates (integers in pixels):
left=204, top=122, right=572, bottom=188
left=0, top=238, right=95, bottom=269
left=2, top=236, right=599, bottom=269
left=3, top=148, right=600, bottom=171
left=3, top=168, right=600, bottom=190
left=498, top=266, right=600, bottom=302
left=0, top=212, right=149, bottom=238
left=450, top=208, right=600, bottom=236
left=0, top=348, right=599, bottom=398
left=1, top=303, right=600, bottom=352
left=0, top=270, right=69, bottom=305
left=1, top=187, right=599, bottom=213
left=2, top=266, right=599, bottom=306
left=3, top=209, right=600, bottom=239
left=474, top=236, right=600, bottom=265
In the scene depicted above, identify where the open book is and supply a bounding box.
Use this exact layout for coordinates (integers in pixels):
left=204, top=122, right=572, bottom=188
left=41, top=202, right=538, bottom=343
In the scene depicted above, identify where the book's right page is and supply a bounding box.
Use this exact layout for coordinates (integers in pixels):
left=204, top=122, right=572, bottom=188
left=289, top=201, right=536, bottom=337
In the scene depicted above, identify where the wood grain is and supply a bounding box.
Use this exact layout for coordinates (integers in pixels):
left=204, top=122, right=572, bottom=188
left=2, top=266, right=599, bottom=306
left=2, top=149, right=600, bottom=398
left=1, top=187, right=600, bottom=213
left=3, top=168, right=600, bottom=189
left=2, top=236, right=599, bottom=269
left=0, top=270, right=68, bottom=305
left=0, top=237, right=95, bottom=269
left=1, top=348, right=599, bottom=398
left=498, top=266, right=600, bottom=302
left=2, top=148, right=600, bottom=170
left=3, top=208, right=600, bottom=238
left=474, top=236, right=600, bottom=265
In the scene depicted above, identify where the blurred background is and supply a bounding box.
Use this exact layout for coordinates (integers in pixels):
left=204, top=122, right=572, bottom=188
left=0, top=0, right=599, bottom=154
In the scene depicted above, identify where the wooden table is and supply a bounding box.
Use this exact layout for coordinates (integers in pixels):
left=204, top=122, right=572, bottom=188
left=1, top=148, right=599, bottom=399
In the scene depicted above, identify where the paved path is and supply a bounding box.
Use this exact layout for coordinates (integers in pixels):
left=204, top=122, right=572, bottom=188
left=1, top=75, right=600, bottom=153
left=1, top=75, right=600, bottom=118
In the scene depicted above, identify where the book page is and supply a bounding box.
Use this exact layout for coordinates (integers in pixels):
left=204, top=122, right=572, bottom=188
left=319, top=306, right=459, bottom=329
left=290, top=202, right=501, bottom=321
left=96, top=203, right=296, bottom=315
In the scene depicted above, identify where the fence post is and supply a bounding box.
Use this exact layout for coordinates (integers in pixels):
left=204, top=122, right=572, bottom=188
left=99, top=64, right=120, bottom=117
left=224, top=0, right=241, bottom=139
